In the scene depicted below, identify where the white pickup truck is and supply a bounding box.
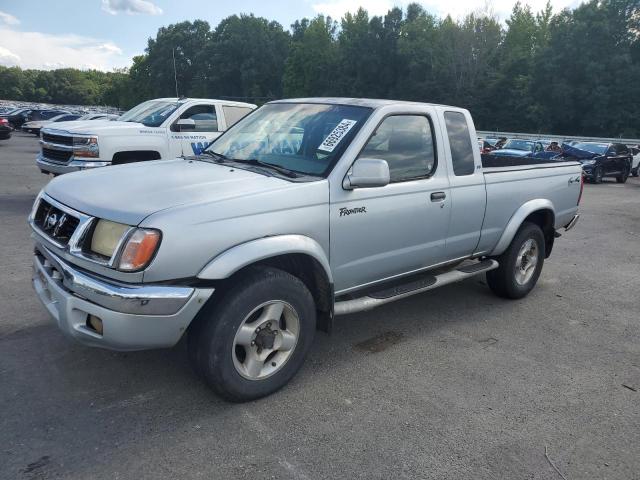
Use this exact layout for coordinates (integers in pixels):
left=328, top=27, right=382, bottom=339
left=36, top=97, right=256, bottom=175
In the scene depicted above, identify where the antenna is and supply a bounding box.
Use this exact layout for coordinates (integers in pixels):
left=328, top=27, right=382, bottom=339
left=172, top=47, right=179, bottom=98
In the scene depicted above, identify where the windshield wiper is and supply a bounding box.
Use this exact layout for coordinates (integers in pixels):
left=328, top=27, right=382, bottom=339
left=202, top=151, right=230, bottom=162
left=233, top=159, right=300, bottom=178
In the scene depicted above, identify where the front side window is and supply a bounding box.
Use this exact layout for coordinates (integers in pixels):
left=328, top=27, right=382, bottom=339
left=358, top=115, right=436, bottom=182
left=207, top=103, right=372, bottom=177
left=178, top=105, right=218, bottom=132
left=444, top=111, right=476, bottom=176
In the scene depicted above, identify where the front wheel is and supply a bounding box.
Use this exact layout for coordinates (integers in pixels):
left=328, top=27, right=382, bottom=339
left=593, top=166, right=604, bottom=184
left=188, top=266, right=316, bottom=402
left=632, top=166, right=639, bottom=177
left=486, top=222, right=545, bottom=299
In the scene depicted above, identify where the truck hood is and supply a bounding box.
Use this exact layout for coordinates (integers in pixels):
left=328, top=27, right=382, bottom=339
left=560, top=143, right=599, bottom=160
left=44, top=158, right=295, bottom=226
left=44, top=120, right=143, bottom=135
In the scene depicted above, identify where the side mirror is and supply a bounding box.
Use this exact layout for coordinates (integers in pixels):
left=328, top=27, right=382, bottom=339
left=343, top=158, right=390, bottom=190
left=175, top=118, right=196, bottom=131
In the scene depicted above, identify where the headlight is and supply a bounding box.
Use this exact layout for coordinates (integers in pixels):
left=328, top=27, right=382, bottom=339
left=91, top=219, right=130, bottom=257
left=73, top=136, right=99, bottom=158
left=117, top=228, right=161, bottom=271
left=581, top=159, right=596, bottom=165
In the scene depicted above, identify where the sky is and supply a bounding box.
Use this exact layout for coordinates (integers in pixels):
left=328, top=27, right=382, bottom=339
left=0, top=0, right=581, bottom=72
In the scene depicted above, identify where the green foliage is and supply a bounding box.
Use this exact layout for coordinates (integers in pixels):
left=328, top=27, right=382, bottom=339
left=1, top=1, right=639, bottom=136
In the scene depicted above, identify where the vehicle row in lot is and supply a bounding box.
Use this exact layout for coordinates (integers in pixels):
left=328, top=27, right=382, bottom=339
left=479, top=136, right=638, bottom=183
left=29, top=97, right=582, bottom=401
left=36, top=97, right=256, bottom=175
left=21, top=112, right=120, bottom=136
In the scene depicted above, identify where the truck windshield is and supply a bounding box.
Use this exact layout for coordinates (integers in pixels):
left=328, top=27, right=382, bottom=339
left=119, top=100, right=181, bottom=127
left=206, top=103, right=372, bottom=177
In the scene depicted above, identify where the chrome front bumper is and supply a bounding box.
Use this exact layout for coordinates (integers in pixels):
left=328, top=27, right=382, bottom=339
left=36, top=153, right=111, bottom=175
left=32, top=247, right=213, bottom=351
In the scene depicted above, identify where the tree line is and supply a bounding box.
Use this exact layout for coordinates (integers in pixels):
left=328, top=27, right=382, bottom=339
left=1, top=0, right=639, bottom=137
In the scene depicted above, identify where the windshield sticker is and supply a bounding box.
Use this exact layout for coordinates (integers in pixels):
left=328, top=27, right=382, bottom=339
left=318, top=119, right=357, bottom=153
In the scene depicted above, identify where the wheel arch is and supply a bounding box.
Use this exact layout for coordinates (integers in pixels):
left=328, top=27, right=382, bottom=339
left=490, top=200, right=556, bottom=258
left=198, top=236, right=334, bottom=332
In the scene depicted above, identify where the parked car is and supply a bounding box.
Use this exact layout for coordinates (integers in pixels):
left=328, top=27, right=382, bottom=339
left=0, top=117, right=12, bottom=140
left=36, top=97, right=256, bottom=175
left=629, top=146, right=640, bottom=177
left=29, top=98, right=582, bottom=401
left=563, top=142, right=632, bottom=183
left=1, top=107, right=32, bottom=128
left=489, top=139, right=545, bottom=157
left=22, top=113, right=81, bottom=135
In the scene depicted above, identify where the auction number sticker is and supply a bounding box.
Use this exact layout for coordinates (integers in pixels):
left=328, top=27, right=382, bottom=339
left=318, top=119, right=357, bottom=152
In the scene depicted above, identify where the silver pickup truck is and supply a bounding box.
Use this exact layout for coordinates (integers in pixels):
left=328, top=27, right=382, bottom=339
left=29, top=98, right=582, bottom=401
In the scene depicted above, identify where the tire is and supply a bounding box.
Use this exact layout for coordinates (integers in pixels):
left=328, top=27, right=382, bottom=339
left=486, top=222, right=545, bottom=300
left=593, top=166, right=603, bottom=184
left=632, top=167, right=639, bottom=177
left=188, top=266, right=316, bottom=402
left=616, top=168, right=629, bottom=183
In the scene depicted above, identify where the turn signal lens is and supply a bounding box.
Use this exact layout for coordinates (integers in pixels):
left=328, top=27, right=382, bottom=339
left=117, top=229, right=161, bottom=271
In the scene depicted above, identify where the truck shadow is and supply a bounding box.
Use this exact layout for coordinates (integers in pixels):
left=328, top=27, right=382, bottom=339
left=0, top=277, right=512, bottom=477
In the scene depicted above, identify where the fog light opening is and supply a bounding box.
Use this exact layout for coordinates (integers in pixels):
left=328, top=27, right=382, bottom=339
left=87, top=315, right=104, bottom=335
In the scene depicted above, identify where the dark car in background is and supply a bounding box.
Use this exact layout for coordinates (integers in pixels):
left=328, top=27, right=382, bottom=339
left=564, top=142, right=632, bottom=183
left=1, top=107, right=32, bottom=128
left=0, top=117, right=12, bottom=140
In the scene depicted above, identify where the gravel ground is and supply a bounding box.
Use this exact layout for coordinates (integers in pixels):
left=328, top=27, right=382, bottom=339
left=1, top=132, right=639, bottom=480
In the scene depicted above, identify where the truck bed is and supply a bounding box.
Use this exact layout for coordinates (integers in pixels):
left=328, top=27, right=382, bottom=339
left=480, top=153, right=567, bottom=168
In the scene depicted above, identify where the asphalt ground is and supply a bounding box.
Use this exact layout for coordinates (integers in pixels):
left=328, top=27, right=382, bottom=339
left=1, top=131, right=639, bottom=480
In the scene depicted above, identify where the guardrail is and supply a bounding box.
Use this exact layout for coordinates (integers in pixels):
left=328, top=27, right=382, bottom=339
left=477, top=130, right=640, bottom=145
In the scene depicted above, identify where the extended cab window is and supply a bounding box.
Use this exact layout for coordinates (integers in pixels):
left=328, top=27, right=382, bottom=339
left=444, top=111, right=475, bottom=176
left=359, top=115, right=436, bottom=182
left=179, top=105, right=218, bottom=132
left=223, top=106, right=253, bottom=127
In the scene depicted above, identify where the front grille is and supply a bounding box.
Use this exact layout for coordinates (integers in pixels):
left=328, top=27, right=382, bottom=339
left=42, top=132, right=74, bottom=146
left=34, top=199, right=80, bottom=246
left=42, top=147, right=73, bottom=164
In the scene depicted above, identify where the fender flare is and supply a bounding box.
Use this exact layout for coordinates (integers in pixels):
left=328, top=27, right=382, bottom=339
left=197, top=235, right=333, bottom=283
left=489, top=199, right=555, bottom=256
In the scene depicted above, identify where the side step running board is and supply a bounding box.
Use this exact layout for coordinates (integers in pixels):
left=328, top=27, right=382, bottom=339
left=334, top=259, right=499, bottom=316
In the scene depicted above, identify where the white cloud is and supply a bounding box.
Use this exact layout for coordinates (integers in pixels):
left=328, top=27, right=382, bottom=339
left=0, top=28, right=129, bottom=71
left=101, top=0, right=163, bottom=16
left=0, top=46, right=20, bottom=66
left=0, top=10, right=20, bottom=25
left=311, top=0, right=579, bottom=21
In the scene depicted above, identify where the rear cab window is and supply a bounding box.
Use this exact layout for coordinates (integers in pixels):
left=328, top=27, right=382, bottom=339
left=223, top=105, right=253, bottom=128
left=444, top=111, right=476, bottom=176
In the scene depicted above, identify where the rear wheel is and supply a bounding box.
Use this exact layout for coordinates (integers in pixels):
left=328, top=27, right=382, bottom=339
left=188, top=267, right=316, bottom=402
left=487, top=222, right=545, bottom=299
left=616, top=168, right=629, bottom=183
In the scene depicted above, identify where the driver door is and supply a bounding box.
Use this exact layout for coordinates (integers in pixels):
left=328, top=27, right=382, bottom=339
left=330, top=112, right=451, bottom=294
left=169, top=104, right=222, bottom=157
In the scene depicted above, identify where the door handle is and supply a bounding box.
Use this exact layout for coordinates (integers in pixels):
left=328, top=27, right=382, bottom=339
left=430, top=192, right=446, bottom=201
